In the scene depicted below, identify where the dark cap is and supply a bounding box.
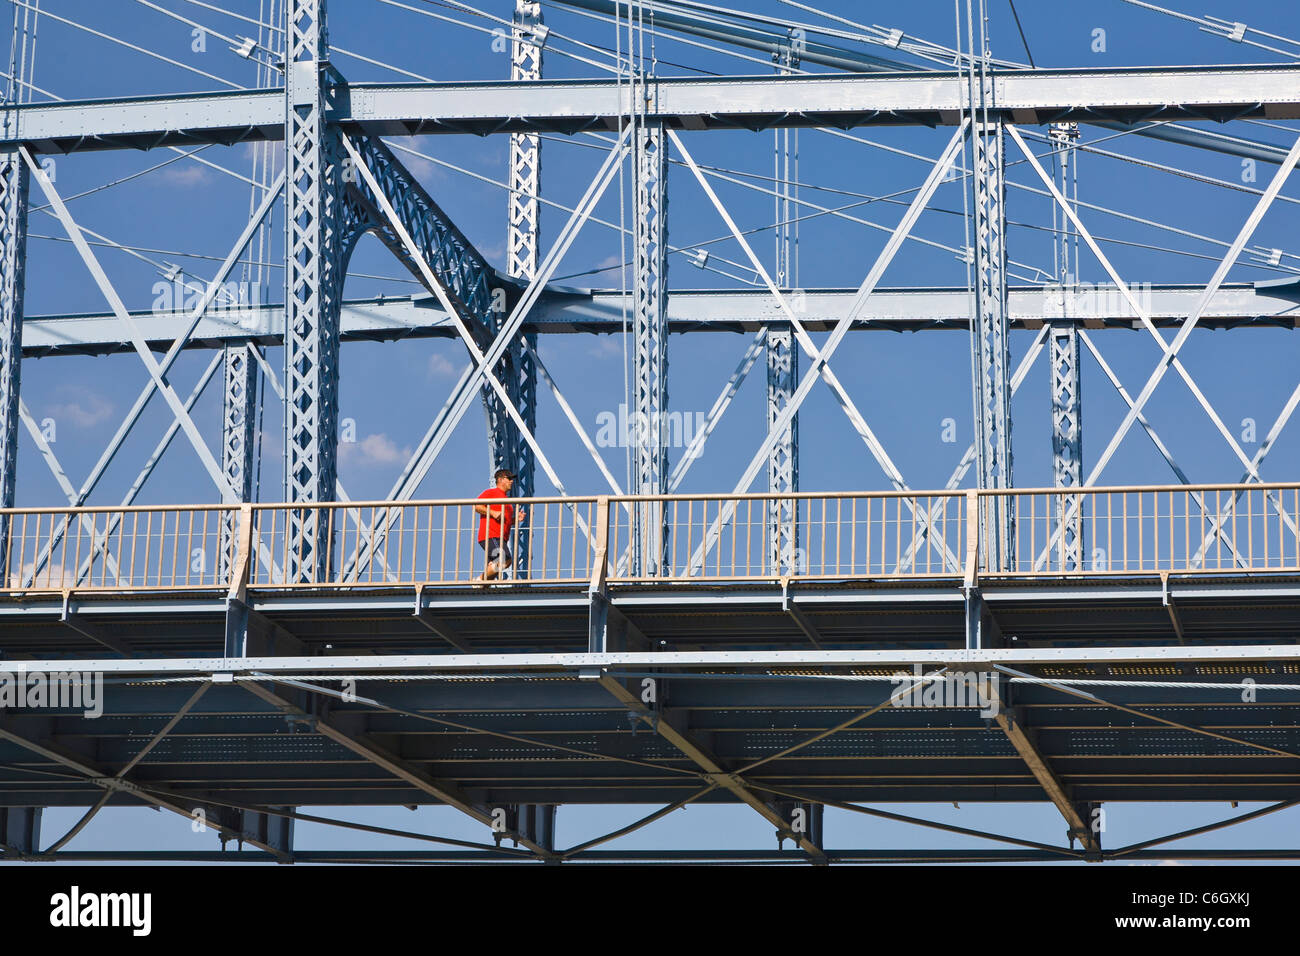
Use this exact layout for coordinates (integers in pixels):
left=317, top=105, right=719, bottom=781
left=494, top=468, right=517, bottom=481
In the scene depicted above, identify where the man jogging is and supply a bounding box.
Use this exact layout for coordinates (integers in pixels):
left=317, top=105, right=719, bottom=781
left=473, top=468, right=526, bottom=582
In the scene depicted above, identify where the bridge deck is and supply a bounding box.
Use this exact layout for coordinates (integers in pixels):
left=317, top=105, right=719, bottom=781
left=1, top=575, right=1299, bottom=657
left=2, top=485, right=1299, bottom=861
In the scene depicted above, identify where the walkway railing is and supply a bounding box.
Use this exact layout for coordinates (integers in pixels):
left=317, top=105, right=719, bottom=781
left=2, top=482, right=1299, bottom=593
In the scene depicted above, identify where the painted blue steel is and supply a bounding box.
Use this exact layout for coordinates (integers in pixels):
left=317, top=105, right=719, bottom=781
left=3, top=0, right=1299, bottom=866
left=0, top=151, right=26, bottom=582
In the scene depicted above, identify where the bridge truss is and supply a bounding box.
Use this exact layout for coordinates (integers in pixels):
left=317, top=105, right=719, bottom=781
left=2, top=0, right=1300, bottom=864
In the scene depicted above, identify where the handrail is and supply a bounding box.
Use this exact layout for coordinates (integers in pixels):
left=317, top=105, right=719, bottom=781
left=1, top=482, right=1299, bottom=593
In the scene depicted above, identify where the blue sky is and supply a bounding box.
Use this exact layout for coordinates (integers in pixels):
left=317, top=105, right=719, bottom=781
left=8, top=0, right=1300, bottom=860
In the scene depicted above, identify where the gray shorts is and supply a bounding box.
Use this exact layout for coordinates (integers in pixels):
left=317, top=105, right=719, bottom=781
left=479, top=538, right=513, bottom=565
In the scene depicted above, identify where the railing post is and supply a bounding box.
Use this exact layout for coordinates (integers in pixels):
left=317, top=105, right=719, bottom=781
left=590, top=496, right=610, bottom=592
left=587, top=496, right=610, bottom=653
left=964, top=490, right=980, bottom=587
left=964, top=490, right=988, bottom=650
left=224, top=503, right=253, bottom=657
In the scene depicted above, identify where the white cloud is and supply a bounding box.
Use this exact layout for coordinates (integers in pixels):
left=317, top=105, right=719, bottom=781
left=9, top=559, right=71, bottom=588
left=587, top=336, right=623, bottom=359
left=46, top=388, right=114, bottom=429
left=428, top=353, right=458, bottom=378
left=157, top=164, right=213, bottom=187
left=255, top=427, right=282, bottom=454
left=339, top=432, right=411, bottom=467
left=399, top=151, right=441, bottom=184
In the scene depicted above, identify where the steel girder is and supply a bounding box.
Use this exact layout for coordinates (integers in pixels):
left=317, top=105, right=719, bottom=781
left=0, top=702, right=291, bottom=859
left=342, top=135, right=497, bottom=339
left=20, top=284, right=1300, bottom=355
left=593, top=672, right=827, bottom=862
left=550, top=0, right=1291, bottom=169
left=7, top=66, right=1300, bottom=152
left=239, top=678, right=555, bottom=859
left=16, top=639, right=1300, bottom=674
left=507, top=0, right=543, bottom=573
left=631, top=122, right=670, bottom=576
left=23, top=847, right=1300, bottom=863
left=0, top=151, right=26, bottom=581
left=985, top=673, right=1101, bottom=856
left=970, top=120, right=1014, bottom=572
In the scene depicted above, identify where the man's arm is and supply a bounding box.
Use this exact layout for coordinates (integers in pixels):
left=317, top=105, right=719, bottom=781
left=473, top=500, right=506, bottom=520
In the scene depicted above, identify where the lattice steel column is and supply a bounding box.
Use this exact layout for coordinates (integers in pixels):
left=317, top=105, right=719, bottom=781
left=507, top=0, right=542, bottom=574
left=284, top=0, right=344, bottom=581
left=507, top=1, right=542, bottom=284
left=767, top=327, right=799, bottom=573
left=0, top=151, right=27, bottom=583
left=219, top=344, right=258, bottom=580
left=970, top=118, right=1014, bottom=571
left=632, top=121, right=669, bottom=576
left=1049, top=121, right=1083, bottom=571
left=1050, top=323, right=1083, bottom=570
left=768, top=39, right=800, bottom=575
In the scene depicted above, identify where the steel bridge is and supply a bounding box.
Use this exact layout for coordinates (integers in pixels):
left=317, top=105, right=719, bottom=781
left=2, top=0, right=1300, bottom=864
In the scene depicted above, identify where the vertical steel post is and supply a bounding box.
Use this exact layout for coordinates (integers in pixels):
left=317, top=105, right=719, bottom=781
left=767, top=328, right=799, bottom=573
left=768, top=38, right=800, bottom=575
left=1049, top=122, right=1083, bottom=571
left=284, top=0, right=343, bottom=581
left=1050, top=324, right=1083, bottom=570
left=963, top=5, right=1014, bottom=572
left=221, top=7, right=278, bottom=584
left=219, top=344, right=258, bottom=580
left=970, top=117, right=1014, bottom=571
left=0, top=9, right=35, bottom=583
left=631, top=121, right=669, bottom=576
left=0, top=806, right=41, bottom=855
left=479, top=1, right=539, bottom=493
left=507, top=0, right=542, bottom=576
left=0, top=150, right=27, bottom=584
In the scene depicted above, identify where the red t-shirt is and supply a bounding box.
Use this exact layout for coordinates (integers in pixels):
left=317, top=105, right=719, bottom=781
left=477, top=487, right=514, bottom=542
